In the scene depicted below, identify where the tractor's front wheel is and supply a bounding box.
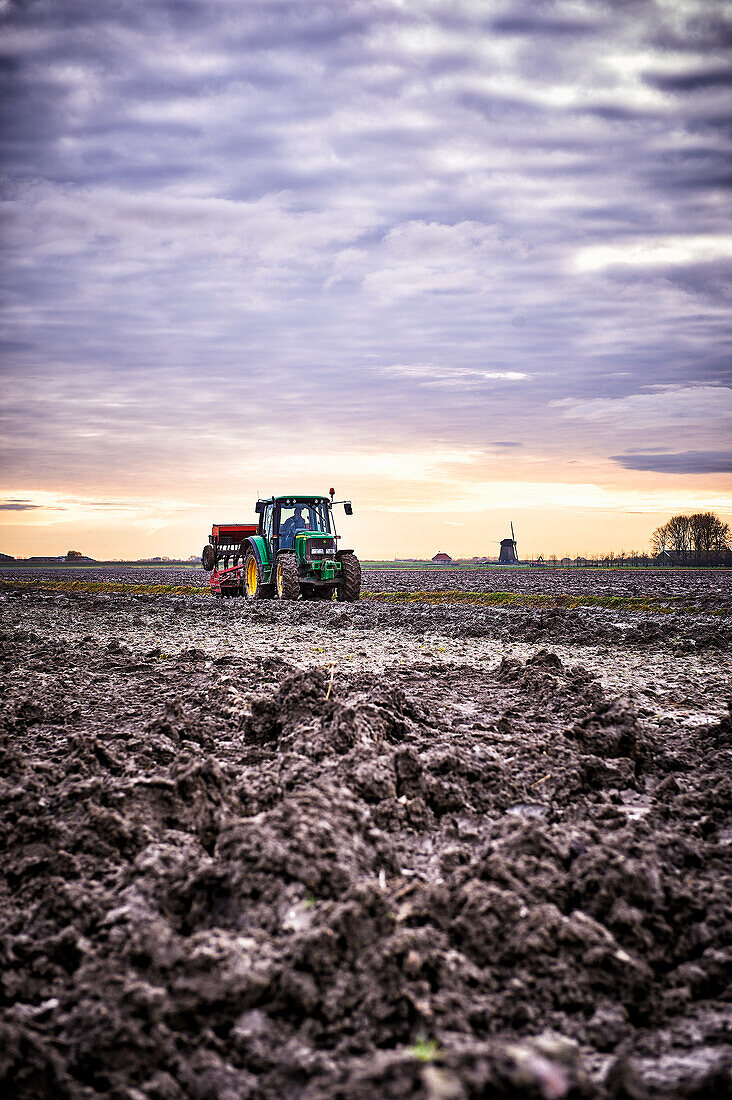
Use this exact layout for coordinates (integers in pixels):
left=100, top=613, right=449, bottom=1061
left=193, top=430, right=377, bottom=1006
left=336, top=552, right=361, bottom=602
left=244, top=549, right=272, bottom=600
left=275, top=554, right=300, bottom=600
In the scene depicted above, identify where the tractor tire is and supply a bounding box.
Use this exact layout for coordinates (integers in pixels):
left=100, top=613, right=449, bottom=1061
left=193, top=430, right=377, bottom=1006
left=244, top=549, right=268, bottom=601
left=275, top=553, right=300, bottom=601
left=202, top=544, right=216, bottom=572
left=336, top=552, right=361, bottom=602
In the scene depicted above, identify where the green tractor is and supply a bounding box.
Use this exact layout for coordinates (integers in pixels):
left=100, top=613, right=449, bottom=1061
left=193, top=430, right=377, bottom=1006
left=202, top=491, right=361, bottom=602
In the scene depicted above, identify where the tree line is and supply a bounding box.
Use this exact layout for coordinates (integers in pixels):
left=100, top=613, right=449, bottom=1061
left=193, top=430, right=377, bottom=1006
left=529, top=511, right=731, bottom=567
left=651, top=511, right=731, bottom=558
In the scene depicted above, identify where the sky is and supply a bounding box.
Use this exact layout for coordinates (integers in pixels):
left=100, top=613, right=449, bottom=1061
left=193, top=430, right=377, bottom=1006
left=1, top=0, right=731, bottom=560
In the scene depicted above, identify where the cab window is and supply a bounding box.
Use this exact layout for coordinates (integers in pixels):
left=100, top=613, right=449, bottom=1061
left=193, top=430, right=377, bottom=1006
left=278, top=501, right=330, bottom=547
left=308, top=501, right=330, bottom=533
left=262, top=504, right=273, bottom=542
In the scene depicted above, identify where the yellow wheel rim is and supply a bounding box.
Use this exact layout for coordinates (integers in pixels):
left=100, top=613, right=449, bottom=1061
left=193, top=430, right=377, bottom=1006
left=276, top=563, right=284, bottom=597
left=246, top=557, right=258, bottom=595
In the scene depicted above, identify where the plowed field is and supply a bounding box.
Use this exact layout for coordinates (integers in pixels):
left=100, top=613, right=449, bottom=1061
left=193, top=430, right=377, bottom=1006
left=1, top=568, right=730, bottom=1098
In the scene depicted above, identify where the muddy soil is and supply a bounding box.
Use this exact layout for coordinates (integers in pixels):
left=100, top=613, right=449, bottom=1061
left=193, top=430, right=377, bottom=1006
left=0, top=572, right=730, bottom=1099
left=365, top=567, right=732, bottom=613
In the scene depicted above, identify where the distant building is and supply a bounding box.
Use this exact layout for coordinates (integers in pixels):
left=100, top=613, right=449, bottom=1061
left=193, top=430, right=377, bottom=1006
left=28, top=555, right=65, bottom=562
left=498, top=538, right=518, bottom=564
left=432, top=552, right=452, bottom=563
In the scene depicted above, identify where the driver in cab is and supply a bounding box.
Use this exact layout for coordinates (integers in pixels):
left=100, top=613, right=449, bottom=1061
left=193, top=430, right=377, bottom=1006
left=280, top=506, right=309, bottom=547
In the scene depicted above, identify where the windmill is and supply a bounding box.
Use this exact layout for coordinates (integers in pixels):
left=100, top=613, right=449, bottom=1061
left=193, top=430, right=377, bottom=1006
left=498, top=521, right=519, bottom=565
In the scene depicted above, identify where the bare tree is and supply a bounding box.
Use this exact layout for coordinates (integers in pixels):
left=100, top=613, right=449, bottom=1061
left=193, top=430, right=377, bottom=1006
left=665, top=514, right=692, bottom=555
left=651, top=525, right=668, bottom=555
left=691, top=511, right=731, bottom=556
left=713, top=517, right=732, bottom=551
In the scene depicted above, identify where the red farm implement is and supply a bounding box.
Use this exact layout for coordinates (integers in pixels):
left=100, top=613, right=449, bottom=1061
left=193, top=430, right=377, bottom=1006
left=203, top=524, right=257, bottom=597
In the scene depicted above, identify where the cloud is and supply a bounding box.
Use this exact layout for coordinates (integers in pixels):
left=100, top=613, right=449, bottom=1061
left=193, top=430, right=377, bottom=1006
left=382, top=364, right=530, bottom=386
left=489, top=14, right=602, bottom=39
left=0, top=488, right=197, bottom=530
left=574, top=237, right=732, bottom=272
left=611, top=451, right=732, bottom=474
left=552, top=387, right=732, bottom=429
left=644, top=66, right=732, bottom=94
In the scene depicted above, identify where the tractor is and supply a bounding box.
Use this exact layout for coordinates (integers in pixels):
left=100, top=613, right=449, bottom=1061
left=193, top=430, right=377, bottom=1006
left=201, top=490, right=361, bottom=602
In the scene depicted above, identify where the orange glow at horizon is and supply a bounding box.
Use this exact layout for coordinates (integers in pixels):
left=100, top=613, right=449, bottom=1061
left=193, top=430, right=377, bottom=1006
left=2, top=465, right=730, bottom=561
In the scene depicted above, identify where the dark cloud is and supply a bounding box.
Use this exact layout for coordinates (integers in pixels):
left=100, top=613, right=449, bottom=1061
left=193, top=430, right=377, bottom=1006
left=652, top=15, right=732, bottom=52
left=611, top=452, right=732, bottom=474
left=489, top=15, right=600, bottom=37
left=644, top=67, right=732, bottom=93
left=582, top=104, right=653, bottom=123
left=0, top=502, right=41, bottom=511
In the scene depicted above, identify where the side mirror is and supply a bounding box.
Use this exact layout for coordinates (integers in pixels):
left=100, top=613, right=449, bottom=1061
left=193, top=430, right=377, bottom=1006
left=255, top=501, right=264, bottom=514
left=344, top=502, right=353, bottom=515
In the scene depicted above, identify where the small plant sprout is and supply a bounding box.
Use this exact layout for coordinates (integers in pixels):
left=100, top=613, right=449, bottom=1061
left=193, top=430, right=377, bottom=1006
left=408, top=1036, right=441, bottom=1063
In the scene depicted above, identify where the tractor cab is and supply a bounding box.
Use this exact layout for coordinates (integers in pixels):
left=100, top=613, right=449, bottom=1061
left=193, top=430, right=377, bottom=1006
left=259, top=497, right=332, bottom=549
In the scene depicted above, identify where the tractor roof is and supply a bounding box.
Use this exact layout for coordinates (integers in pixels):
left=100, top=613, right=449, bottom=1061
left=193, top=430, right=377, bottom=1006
left=265, top=495, right=329, bottom=504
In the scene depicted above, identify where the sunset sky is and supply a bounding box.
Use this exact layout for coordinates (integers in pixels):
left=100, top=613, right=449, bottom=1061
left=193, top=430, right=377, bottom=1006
left=2, top=0, right=730, bottom=561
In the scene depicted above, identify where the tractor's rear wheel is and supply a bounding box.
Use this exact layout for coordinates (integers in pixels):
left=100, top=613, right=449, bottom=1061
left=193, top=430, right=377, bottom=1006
left=275, top=554, right=300, bottom=600
left=244, top=549, right=271, bottom=601
left=336, top=552, right=361, bottom=602
left=202, top=544, right=216, bottom=571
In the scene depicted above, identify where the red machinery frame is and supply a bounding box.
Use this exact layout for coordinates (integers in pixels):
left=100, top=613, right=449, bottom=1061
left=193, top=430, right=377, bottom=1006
left=208, top=523, right=258, bottom=596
